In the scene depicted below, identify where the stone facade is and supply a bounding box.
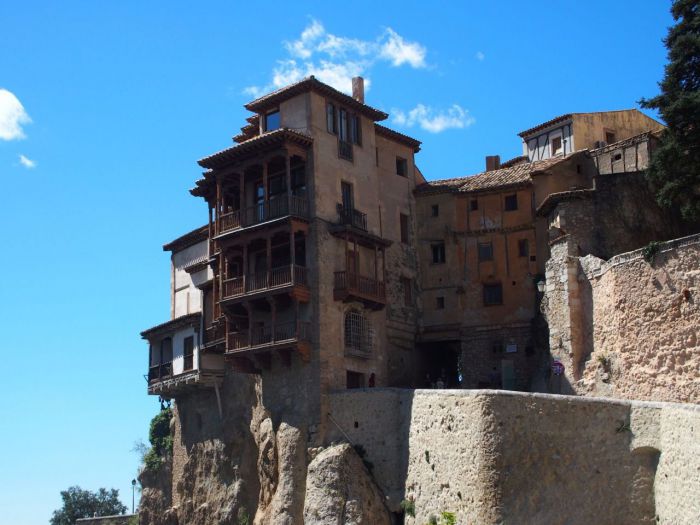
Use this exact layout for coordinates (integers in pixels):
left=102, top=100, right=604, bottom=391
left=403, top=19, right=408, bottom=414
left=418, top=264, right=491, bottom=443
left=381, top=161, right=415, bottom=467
left=328, top=388, right=700, bottom=525
left=544, top=233, right=700, bottom=402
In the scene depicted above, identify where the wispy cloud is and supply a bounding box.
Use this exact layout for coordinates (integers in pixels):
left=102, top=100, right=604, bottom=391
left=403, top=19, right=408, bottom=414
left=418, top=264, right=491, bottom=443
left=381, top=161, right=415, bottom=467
left=392, top=104, right=475, bottom=133
left=475, top=51, right=485, bottom=61
left=244, top=19, right=427, bottom=97
left=18, top=154, right=36, bottom=169
left=0, top=89, right=31, bottom=140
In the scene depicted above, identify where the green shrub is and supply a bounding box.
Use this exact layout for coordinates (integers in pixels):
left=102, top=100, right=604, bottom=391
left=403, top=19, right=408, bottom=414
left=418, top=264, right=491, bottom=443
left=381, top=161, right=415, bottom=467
left=642, top=241, right=661, bottom=263
left=142, top=408, right=172, bottom=472
left=400, top=498, right=416, bottom=518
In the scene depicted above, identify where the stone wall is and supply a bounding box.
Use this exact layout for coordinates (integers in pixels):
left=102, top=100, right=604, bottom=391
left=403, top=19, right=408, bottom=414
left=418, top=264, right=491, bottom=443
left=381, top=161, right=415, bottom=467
left=328, top=388, right=700, bottom=525
left=545, top=234, right=700, bottom=403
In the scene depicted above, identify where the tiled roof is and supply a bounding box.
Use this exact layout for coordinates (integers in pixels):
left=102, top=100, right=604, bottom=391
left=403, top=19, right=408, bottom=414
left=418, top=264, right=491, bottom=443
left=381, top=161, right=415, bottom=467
left=141, top=313, right=201, bottom=339
left=245, top=76, right=388, bottom=122
left=163, top=225, right=209, bottom=252
left=416, top=154, right=578, bottom=196
left=197, top=128, right=313, bottom=170
left=374, top=123, right=421, bottom=152
left=518, top=113, right=573, bottom=138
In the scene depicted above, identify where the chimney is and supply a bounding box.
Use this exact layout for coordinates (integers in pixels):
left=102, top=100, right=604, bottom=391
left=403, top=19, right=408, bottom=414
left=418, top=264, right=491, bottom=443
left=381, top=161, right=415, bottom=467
left=486, top=155, right=501, bottom=171
left=352, top=77, right=365, bottom=104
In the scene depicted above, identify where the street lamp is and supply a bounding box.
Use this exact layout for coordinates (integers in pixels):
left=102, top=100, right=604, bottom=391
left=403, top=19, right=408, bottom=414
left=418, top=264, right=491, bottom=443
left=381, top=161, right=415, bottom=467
left=536, top=278, right=546, bottom=293
left=131, top=479, right=136, bottom=514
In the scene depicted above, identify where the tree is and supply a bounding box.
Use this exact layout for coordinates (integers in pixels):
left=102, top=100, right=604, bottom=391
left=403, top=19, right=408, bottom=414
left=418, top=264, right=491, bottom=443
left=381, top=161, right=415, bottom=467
left=640, top=0, right=700, bottom=221
left=50, top=486, right=127, bottom=525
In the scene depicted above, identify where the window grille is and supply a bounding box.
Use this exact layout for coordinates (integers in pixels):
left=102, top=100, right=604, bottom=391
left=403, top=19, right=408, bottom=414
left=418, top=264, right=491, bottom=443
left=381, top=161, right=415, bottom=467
left=344, top=309, right=373, bottom=355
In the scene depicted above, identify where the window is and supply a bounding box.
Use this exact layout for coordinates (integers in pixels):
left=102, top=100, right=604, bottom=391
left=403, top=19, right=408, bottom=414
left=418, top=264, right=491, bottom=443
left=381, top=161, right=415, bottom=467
left=400, top=213, right=409, bottom=243
left=375, top=147, right=379, bottom=166
left=345, top=309, right=372, bottom=355
left=346, top=370, right=365, bottom=389
left=551, top=135, right=563, bottom=156
left=341, top=181, right=354, bottom=211
left=339, top=108, right=348, bottom=141
left=470, top=199, right=478, bottom=211
left=183, top=336, right=194, bottom=371
left=431, top=204, right=439, bottom=217
left=483, top=283, right=503, bottom=305
left=431, top=242, right=446, bottom=263
left=478, top=242, right=493, bottom=262
left=401, top=277, right=412, bottom=306
left=350, top=114, right=361, bottom=145
left=396, top=156, right=408, bottom=177
left=264, top=110, right=280, bottom=132
left=504, top=194, right=518, bottom=211
left=518, top=239, right=529, bottom=258
left=605, top=130, right=616, bottom=144
left=436, top=296, right=445, bottom=309
left=326, top=103, right=337, bottom=134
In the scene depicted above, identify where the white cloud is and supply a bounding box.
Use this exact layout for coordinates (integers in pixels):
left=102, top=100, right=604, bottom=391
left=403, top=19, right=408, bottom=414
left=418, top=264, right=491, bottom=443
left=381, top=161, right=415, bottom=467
left=392, top=104, right=475, bottom=133
left=475, top=51, right=485, bottom=61
left=0, top=89, right=31, bottom=140
left=245, top=19, right=426, bottom=97
left=18, top=154, right=36, bottom=169
left=379, top=28, right=427, bottom=68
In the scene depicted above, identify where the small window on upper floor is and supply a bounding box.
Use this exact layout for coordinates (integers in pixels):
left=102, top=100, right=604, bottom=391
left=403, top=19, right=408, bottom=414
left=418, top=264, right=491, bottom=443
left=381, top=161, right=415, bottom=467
left=400, top=213, right=409, bottom=244
left=264, top=110, right=280, bottom=132
left=551, top=135, right=563, bottom=156
left=401, top=276, right=412, bottom=306
left=431, top=242, right=446, bottom=264
left=478, top=242, right=493, bottom=262
left=504, top=194, right=518, bottom=211
left=396, top=156, right=408, bottom=177
left=326, top=103, right=337, bottom=134
left=605, top=130, right=616, bottom=145
left=431, top=204, right=439, bottom=217
left=518, top=239, right=529, bottom=258
left=470, top=199, right=479, bottom=211
left=436, top=296, right=445, bottom=309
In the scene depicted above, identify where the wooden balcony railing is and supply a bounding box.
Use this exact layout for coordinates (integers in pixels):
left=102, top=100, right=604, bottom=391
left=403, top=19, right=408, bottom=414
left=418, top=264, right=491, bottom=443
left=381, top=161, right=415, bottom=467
left=217, top=195, right=309, bottom=235
left=221, top=265, right=308, bottom=300
left=204, top=322, right=226, bottom=345
left=334, top=271, right=386, bottom=303
left=227, top=320, right=311, bottom=353
left=148, top=362, right=173, bottom=383
left=337, top=203, right=368, bottom=231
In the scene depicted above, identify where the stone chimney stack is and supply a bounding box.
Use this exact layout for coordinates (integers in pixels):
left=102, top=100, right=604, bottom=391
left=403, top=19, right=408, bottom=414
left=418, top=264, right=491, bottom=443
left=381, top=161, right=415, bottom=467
left=352, top=77, right=365, bottom=104
left=486, top=155, right=501, bottom=171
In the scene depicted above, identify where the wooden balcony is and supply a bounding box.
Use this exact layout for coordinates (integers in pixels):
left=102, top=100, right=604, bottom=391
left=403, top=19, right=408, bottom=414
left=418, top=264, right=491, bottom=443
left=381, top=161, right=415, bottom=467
left=333, top=271, right=386, bottom=309
left=337, top=203, right=368, bottom=231
left=226, top=320, right=311, bottom=365
left=203, top=321, right=226, bottom=348
left=221, top=265, right=309, bottom=303
left=148, top=362, right=173, bottom=383
left=147, top=362, right=225, bottom=398
left=217, top=195, right=309, bottom=236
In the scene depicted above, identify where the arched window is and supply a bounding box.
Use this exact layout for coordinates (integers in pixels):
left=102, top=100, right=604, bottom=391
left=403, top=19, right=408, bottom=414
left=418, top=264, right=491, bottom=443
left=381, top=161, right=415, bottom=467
left=344, top=309, right=372, bottom=355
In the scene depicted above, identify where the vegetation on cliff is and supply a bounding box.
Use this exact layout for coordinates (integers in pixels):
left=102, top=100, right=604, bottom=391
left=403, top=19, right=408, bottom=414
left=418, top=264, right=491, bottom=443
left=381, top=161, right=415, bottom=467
left=641, top=0, right=700, bottom=221
left=142, top=407, right=173, bottom=472
left=49, top=486, right=127, bottom=525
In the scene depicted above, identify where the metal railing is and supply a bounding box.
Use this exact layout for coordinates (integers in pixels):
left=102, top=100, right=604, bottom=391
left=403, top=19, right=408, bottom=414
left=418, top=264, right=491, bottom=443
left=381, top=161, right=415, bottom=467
left=217, top=195, right=309, bottom=234
left=334, top=271, right=386, bottom=302
left=337, top=203, right=368, bottom=231
left=227, top=320, right=311, bottom=352
left=338, top=139, right=353, bottom=161
left=221, top=265, right=308, bottom=300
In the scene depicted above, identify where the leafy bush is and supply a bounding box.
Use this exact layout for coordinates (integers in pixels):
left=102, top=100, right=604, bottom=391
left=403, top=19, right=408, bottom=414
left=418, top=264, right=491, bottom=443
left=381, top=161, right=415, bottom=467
left=142, top=408, right=173, bottom=471
left=642, top=241, right=661, bottom=263
left=400, top=497, right=416, bottom=518
left=50, top=486, right=127, bottom=525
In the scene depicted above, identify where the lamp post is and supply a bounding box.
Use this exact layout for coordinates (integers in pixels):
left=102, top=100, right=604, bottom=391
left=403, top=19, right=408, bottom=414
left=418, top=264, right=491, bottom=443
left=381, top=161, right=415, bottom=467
left=131, top=479, right=136, bottom=514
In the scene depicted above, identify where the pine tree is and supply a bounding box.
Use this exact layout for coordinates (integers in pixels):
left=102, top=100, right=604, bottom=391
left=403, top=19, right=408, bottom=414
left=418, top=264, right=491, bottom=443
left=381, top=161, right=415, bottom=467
left=641, top=0, right=700, bottom=221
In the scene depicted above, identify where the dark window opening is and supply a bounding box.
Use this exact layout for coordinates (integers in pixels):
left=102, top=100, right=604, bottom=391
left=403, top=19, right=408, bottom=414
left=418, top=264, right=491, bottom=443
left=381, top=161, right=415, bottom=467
left=375, top=147, right=379, bottom=166
left=326, top=103, right=337, bottom=134
left=436, top=296, right=445, bottom=309
left=400, top=213, right=409, bottom=243
left=483, top=283, right=503, bottom=306
left=478, top=242, right=493, bottom=262
left=346, top=370, right=365, bottom=389
left=401, top=277, right=412, bottom=306
left=350, top=114, right=361, bottom=145
left=431, top=243, right=446, bottom=263
left=264, top=110, right=280, bottom=132
left=504, top=194, right=518, bottom=211
left=605, top=130, right=616, bottom=144
left=470, top=199, right=478, bottom=211
left=431, top=204, right=439, bottom=217
left=183, top=336, right=194, bottom=371
left=396, top=157, right=408, bottom=177
left=518, top=239, right=529, bottom=258
left=551, top=135, right=563, bottom=155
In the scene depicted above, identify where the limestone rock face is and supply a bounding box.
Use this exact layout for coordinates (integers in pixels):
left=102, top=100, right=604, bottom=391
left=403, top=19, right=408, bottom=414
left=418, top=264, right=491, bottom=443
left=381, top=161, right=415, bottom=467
left=138, top=458, right=176, bottom=525
left=303, top=443, right=391, bottom=525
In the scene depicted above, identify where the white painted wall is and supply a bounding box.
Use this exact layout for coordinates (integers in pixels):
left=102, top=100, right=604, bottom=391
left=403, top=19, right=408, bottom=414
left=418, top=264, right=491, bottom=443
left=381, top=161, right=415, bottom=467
left=172, top=239, right=210, bottom=317
left=170, top=325, right=199, bottom=376
left=522, top=120, right=575, bottom=161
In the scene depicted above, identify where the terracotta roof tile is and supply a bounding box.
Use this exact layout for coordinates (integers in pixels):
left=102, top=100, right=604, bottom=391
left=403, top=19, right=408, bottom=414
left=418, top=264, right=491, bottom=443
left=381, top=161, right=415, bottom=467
left=416, top=154, right=578, bottom=196
left=374, top=123, right=421, bottom=152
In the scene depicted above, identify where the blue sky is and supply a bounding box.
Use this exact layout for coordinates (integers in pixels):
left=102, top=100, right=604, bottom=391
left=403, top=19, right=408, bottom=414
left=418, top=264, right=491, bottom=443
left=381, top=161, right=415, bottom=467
left=0, top=1, right=672, bottom=523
